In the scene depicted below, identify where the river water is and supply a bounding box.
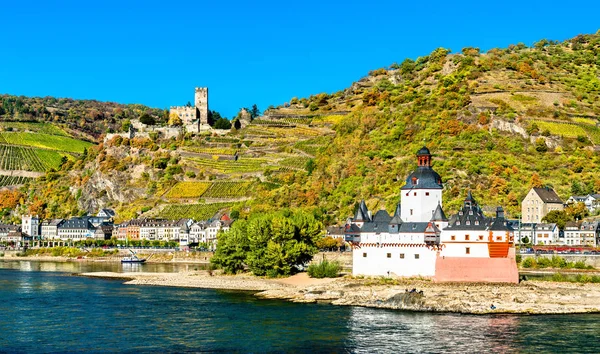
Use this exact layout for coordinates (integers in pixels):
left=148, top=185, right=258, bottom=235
left=0, top=260, right=599, bottom=353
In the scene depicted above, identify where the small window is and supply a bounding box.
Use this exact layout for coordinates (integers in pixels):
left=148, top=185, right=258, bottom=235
left=410, top=209, right=413, bottom=216
left=478, top=235, right=484, bottom=240
left=496, top=236, right=502, bottom=241
left=363, top=252, right=367, bottom=258
left=457, top=221, right=461, bottom=225
left=400, top=253, right=405, bottom=259
left=413, top=192, right=417, bottom=196
left=465, top=235, right=470, bottom=241
left=475, top=220, right=479, bottom=225
left=466, top=247, right=470, bottom=254
left=469, top=210, right=473, bottom=215
left=466, top=220, right=470, bottom=225
left=425, top=192, right=429, bottom=196
left=451, top=235, right=456, bottom=241
left=414, top=254, right=420, bottom=259
left=386, top=253, right=391, bottom=258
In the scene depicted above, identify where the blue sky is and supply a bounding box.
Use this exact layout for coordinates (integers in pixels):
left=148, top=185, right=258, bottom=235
left=1, top=1, right=598, bottom=118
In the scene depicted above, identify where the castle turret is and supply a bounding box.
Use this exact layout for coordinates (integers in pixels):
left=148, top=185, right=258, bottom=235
left=400, top=146, right=443, bottom=222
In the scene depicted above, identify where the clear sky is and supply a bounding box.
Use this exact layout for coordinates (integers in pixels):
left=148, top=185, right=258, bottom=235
left=1, top=0, right=598, bottom=118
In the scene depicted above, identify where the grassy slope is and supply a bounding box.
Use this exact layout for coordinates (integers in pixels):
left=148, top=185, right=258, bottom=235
left=9, top=31, right=600, bottom=224
left=252, top=32, right=600, bottom=222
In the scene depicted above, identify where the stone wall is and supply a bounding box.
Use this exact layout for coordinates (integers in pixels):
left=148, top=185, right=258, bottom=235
left=311, top=251, right=353, bottom=269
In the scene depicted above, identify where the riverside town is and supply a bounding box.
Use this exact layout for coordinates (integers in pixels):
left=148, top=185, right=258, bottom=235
left=2, top=10, right=600, bottom=351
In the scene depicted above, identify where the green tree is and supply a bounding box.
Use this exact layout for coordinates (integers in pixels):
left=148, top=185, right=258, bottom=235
left=121, top=119, right=131, bottom=132
left=139, top=113, right=156, bottom=125
left=566, top=202, right=589, bottom=221
left=534, top=138, right=548, bottom=152
left=211, top=210, right=323, bottom=277
left=214, top=118, right=232, bottom=129
left=542, top=210, right=571, bottom=230
left=250, top=104, right=261, bottom=119
left=571, top=181, right=584, bottom=195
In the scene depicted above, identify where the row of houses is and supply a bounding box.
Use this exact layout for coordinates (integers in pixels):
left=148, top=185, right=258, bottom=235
left=115, top=217, right=232, bottom=246
left=1, top=209, right=233, bottom=248
left=512, top=221, right=600, bottom=247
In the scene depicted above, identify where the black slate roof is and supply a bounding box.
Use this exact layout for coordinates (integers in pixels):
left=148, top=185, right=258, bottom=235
left=533, top=187, right=563, bottom=203
left=372, top=210, right=391, bottom=223
left=360, top=221, right=430, bottom=233
left=354, top=200, right=370, bottom=222
left=431, top=203, right=448, bottom=221
left=400, top=167, right=443, bottom=190
left=59, top=217, right=93, bottom=230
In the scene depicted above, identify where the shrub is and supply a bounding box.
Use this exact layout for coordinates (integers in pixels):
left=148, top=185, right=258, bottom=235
left=515, top=254, right=522, bottom=264
left=307, top=260, right=341, bottom=278
left=521, top=257, right=536, bottom=268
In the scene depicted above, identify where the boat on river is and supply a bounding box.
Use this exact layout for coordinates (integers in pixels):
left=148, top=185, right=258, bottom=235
left=121, top=250, right=146, bottom=263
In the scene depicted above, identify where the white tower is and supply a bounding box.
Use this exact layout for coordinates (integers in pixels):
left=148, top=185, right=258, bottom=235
left=22, top=215, right=40, bottom=238
left=400, top=147, right=443, bottom=222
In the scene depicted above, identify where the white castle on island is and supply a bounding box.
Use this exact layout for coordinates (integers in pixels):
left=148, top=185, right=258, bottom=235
left=348, top=147, right=519, bottom=283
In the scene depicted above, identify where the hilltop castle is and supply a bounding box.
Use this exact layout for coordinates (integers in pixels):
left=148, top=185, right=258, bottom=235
left=169, top=87, right=210, bottom=133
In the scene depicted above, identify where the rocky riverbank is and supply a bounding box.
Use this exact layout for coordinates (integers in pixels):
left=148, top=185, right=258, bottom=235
left=81, top=271, right=600, bottom=314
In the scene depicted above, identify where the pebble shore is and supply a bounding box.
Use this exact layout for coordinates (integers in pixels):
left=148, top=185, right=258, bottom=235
left=81, top=271, right=600, bottom=314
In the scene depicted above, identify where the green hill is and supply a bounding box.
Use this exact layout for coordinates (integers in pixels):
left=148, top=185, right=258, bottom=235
left=3, top=31, right=600, bottom=224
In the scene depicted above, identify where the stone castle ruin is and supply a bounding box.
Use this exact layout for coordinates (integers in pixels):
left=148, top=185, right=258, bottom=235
left=170, top=87, right=211, bottom=133
left=104, top=87, right=218, bottom=143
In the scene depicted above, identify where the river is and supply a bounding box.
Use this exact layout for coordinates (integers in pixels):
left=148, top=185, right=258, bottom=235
left=0, top=260, right=599, bottom=353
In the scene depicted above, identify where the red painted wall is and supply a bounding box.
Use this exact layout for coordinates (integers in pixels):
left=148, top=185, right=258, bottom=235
left=434, top=248, right=519, bottom=284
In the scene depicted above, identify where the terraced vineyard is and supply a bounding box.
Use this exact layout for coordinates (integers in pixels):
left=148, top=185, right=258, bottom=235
left=0, top=144, right=64, bottom=171
left=157, top=202, right=233, bottom=221
left=277, top=156, right=311, bottom=170
left=182, top=147, right=239, bottom=156
left=0, top=132, right=93, bottom=153
left=294, top=137, right=330, bottom=156
left=531, top=120, right=600, bottom=144
left=202, top=181, right=253, bottom=198
left=0, top=175, right=32, bottom=187
left=164, top=181, right=212, bottom=199
left=187, top=157, right=268, bottom=174
left=250, top=119, right=292, bottom=127
left=0, top=122, right=68, bottom=136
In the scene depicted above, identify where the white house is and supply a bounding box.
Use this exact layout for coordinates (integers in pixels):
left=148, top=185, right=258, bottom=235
left=567, top=194, right=600, bottom=214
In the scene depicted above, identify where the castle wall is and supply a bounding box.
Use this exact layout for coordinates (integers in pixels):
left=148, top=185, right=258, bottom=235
left=170, top=106, right=197, bottom=125
left=434, top=248, right=519, bottom=283
left=353, top=245, right=437, bottom=277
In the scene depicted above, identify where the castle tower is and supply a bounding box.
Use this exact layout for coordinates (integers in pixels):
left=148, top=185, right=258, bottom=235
left=194, top=87, right=209, bottom=125
left=400, top=146, right=443, bottom=222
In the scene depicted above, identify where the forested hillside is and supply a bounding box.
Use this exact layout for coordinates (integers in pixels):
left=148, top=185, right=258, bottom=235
left=2, top=31, right=600, bottom=224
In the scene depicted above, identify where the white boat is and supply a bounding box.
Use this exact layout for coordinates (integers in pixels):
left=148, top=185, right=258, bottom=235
left=121, top=250, right=146, bottom=263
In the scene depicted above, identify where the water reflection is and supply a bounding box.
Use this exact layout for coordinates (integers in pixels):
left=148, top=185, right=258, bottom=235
left=0, top=260, right=208, bottom=274
left=346, top=307, right=524, bottom=353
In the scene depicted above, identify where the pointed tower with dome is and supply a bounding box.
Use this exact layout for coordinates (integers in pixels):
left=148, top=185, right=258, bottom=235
left=400, top=146, right=444, bottom=223
left=347, top=146, right=518, bottom=283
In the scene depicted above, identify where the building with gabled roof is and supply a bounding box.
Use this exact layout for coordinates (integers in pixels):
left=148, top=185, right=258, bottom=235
left=522, top=187, right=564, bottom=223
